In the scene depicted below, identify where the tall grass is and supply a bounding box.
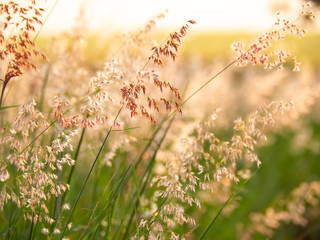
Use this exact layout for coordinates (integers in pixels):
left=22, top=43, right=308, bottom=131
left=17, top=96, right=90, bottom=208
left=1, top=1, right=320, bottom=239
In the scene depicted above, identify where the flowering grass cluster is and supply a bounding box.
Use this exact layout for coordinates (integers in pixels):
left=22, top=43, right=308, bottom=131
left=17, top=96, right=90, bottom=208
left=0, top=1, right=46, bottom=107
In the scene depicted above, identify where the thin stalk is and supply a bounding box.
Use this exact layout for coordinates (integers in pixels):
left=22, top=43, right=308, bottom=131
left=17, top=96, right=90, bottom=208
left=78, top=139, right=142, bottom=239
left=122, top=163, right=153, bottom=240
left=31, top=217, right=39, bottom=240
left=20, top=120, right=56, bottom=154
left=198, top=169, right=258, bottom=240
left=181, top=60, right=236, bottom=106
left=77, top=162, right=126, bottom=239
left=78, top=202, right=99, bottom=240
left=198, top=193, right=234, bottom=240
left=132, top=166, right=142, bottom=210
left=59, top=107, right=123, bottom=239
left=111, top=126, right=140, bottom=132
left=90, top=165, right=100, bottom=210
left=0, top=81, right=8, bottom=108
left=27, top=213, right=34, bottom=240
left=0, top=105, right=19, bottom=110
left=108, top=194, right=121, bottom=238
left=4, top=204, right=22, bottom=240
left=90, top=164, right=132, bottom=240
left=111, top=122, right=165, bottom=239
left=5, top=201, right=15, bottom=240
left=7, top=224, right=17, bottom=240
left=38, top=64, right=51, bottom=112
left=75, top=151, right=130, bottom=239
left=56, top=167, right=62, bottom=239
left=122, top=117, right=175, bottom=240
left=33, top=0, right=60, bottom=43
left=61, top=127, right=86, bottom=206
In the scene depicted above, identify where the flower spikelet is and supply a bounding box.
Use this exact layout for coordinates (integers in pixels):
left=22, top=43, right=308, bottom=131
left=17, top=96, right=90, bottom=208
left=120, top=70, right=182, bottom=125
left=0, top=1, right=47, bottom=91
left=1, top=102, right=76, bottom=223
left=232, top=10, right=307, bottom=71
left=149, top=20, right=196, bottom=66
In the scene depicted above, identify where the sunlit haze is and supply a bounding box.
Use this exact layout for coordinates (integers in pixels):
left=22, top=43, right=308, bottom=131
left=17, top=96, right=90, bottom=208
left=40, top=0, right=301, bottom=33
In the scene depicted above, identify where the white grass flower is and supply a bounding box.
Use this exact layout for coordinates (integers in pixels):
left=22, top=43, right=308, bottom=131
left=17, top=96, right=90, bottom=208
left=41, top=228, right=49, bottom=234
left=67, top=223, right=72, bottom=229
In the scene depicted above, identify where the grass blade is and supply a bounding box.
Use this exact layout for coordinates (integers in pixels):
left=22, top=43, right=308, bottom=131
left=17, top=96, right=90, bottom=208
left=132, top=166, right=142, bottom=210
left=61, top=126, right=86, bottom=207
left=90, top=164, right=132, bottom=239
left=198, top=193, right=234, bottom=240
left=122, top=117, right=175, bottom=239
left=0, top=105, right=19, bottom=110
left=60, top=107, right=122, bottom=239
left=198, top=170, right=258, bottom=240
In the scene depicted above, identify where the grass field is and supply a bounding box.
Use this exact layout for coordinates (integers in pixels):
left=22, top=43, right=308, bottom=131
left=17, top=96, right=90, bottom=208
left=36, top=32, right=320, bottom=70
left=1, top=2, right=320, bottom=240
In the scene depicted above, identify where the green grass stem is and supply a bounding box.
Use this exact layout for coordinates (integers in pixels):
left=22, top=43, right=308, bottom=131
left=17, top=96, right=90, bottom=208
left=59, top=107, right=123, bottom=239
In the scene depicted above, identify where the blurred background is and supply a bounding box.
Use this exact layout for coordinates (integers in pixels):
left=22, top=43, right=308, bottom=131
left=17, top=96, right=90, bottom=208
left=35, top=0, right=320, bottom=69
left=41, top=0, right=314, bottom=33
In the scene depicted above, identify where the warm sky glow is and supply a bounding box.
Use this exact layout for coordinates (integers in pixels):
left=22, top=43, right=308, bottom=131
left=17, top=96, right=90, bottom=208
left=40, top=0, right=301, bottom=33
